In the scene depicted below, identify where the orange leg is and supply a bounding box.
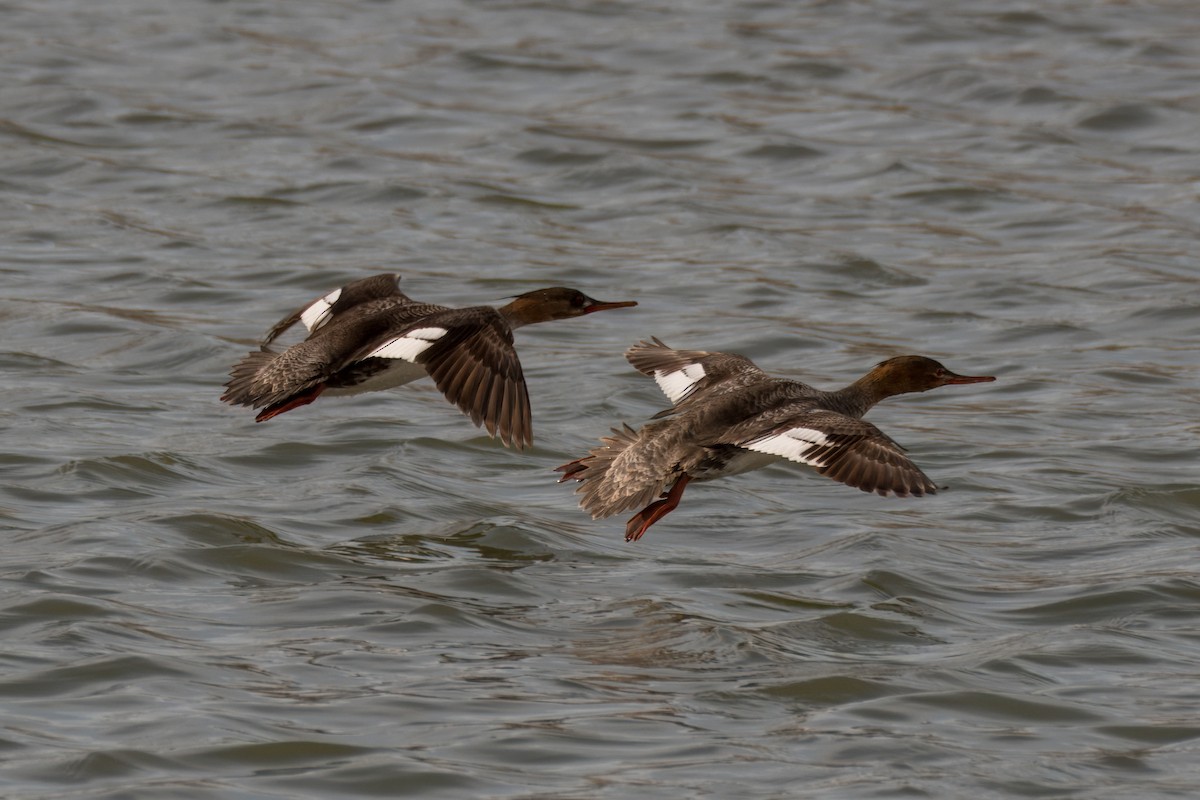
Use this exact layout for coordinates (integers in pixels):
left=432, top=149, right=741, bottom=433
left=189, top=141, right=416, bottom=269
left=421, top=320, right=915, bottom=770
left=625, top=474, right=691, bottom=543
left=255, top=384, right=325, bottom=422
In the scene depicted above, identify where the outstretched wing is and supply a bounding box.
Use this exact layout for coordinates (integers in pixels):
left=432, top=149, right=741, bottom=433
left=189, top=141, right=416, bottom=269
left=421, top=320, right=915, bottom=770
left=352, top=306, right=532, bottom=449
left=625, top=337, right=776, bottom=413
left=263, top=273, right=412, bottom=345
left=736, top=409, right=936, bottom=497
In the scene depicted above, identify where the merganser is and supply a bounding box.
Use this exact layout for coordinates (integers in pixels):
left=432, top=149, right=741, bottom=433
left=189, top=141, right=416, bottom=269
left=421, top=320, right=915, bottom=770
left=221, top=273, right=636, bottom=449
left=557, top=338, right=994, bottom=541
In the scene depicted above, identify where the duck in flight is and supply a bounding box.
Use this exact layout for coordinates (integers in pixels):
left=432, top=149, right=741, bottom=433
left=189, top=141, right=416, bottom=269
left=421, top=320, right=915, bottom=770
left=557, top=338, right=994, bottom=541
left=222, top=273, right=636, bottom=449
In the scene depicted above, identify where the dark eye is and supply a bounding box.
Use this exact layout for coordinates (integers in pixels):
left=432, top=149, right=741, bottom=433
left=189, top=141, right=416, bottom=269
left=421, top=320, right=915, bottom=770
left=571, top=292, right=586, bottom=307
left=934, top=368, right=945, bottom=377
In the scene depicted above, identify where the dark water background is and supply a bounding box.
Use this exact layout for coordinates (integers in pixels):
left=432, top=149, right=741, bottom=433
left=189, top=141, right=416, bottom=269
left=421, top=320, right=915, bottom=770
left=3, top=1, right=1199, bottom=797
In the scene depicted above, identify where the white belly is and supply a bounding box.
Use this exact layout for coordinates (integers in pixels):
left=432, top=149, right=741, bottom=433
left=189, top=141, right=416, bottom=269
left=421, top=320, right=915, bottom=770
left=691, top=448, right=779, bottom=481
left=323, top=360, right=428, bottom=396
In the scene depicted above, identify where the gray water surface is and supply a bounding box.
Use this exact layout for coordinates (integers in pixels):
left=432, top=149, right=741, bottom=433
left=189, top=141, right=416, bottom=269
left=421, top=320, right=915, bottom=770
left=3, top=1, right=1199, bottom=797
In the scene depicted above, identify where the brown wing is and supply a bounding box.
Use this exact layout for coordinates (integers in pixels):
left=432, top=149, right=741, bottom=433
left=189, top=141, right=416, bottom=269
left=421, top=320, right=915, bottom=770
left=625, top=337, right=776, bottom=414
left=355, top=306, right=532, bottom=449
left=263, top=273, right=411, bottom=345
left=737, top=409, right=936, bottom=497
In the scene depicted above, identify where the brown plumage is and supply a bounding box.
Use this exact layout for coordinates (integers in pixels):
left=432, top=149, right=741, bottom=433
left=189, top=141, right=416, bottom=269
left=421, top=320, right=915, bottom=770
left=557, top=338, right=994, bottom=541
left=221, top=274, right=636, bottom=449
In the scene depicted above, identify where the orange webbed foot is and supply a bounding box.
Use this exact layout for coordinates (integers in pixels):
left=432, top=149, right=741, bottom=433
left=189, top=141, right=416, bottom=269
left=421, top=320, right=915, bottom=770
left=255, top=384, right=325, bottom=422
left=623, top=474, right=691, bottom=542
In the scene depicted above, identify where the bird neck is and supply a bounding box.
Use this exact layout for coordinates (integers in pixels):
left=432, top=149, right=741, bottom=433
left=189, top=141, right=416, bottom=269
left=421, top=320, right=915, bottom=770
left=497, top=298, right=541, bottom=330
left=825, top=370, right=904, bottom=418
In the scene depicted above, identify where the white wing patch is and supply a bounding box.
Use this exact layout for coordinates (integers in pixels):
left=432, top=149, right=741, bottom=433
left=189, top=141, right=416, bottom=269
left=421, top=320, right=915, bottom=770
left=653, top=363, right=707, bottom=404
left=744, top=427, right=832, bottom=466
left=300, top=287, right=342, bottom=332
left=367, top=327, right=449, bottom=362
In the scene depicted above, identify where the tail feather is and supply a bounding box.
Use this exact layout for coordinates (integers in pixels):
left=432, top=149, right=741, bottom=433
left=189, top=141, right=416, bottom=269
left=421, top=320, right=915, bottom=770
left=556, top=422, right=682, bottom=519
left=221, top=348, right=325, bottom=411
left=221, top=349, right=279, bottom=408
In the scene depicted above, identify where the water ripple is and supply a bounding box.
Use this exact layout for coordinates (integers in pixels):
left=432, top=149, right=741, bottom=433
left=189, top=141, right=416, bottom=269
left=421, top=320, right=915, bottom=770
left=4, top=0, right=1200, bottom=797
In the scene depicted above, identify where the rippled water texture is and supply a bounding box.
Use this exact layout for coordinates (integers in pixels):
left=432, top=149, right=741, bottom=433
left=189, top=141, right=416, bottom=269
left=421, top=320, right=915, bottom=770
left=3, top=1, right=1199, bottom=797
